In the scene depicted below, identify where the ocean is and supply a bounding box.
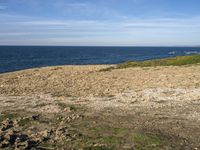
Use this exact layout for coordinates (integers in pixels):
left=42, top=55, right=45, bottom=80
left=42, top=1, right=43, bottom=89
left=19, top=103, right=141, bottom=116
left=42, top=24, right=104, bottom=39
left=0, top=46, right=200, bottom=73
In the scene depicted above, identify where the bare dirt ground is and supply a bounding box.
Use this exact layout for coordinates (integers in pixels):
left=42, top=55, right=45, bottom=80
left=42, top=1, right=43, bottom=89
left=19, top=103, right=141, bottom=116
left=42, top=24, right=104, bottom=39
left=0, top=65, right=200, bottom=149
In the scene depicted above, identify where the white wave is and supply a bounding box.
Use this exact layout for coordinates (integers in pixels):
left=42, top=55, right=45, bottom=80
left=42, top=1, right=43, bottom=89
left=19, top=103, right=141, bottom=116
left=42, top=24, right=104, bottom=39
left=168, top=51, right=176, bottom=55
left=184, top=51, right=200, bottom=55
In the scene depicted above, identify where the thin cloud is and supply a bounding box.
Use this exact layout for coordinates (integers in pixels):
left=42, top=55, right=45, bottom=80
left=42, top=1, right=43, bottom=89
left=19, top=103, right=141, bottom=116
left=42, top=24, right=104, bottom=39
left=6, top=16, right=200, bottom=30
left=0, top=5, right=6, bottom=10
left=1, top=11, right=200, bottom=46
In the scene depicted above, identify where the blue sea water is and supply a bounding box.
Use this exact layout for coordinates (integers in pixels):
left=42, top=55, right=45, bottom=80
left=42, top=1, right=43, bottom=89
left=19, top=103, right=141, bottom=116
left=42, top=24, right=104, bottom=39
left=0, top=46, right=200, bottom=73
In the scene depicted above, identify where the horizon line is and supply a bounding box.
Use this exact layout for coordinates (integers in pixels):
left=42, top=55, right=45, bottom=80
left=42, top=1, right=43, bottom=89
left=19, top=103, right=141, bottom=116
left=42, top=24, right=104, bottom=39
left=0, top=45, right=200, bottom=47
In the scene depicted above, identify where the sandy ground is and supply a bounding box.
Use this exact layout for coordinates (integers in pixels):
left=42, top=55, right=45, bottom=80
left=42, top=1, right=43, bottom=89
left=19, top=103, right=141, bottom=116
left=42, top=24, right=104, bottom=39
left=0, top=65, right=200, bottom=149
left=0, top=65, right=200, bottom=97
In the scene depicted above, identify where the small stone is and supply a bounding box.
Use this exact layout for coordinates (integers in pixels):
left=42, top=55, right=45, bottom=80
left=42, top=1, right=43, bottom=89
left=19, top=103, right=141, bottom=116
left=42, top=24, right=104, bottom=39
left=39, top=129, right=52, bottom=141
left=1, top=119, right=14, bottom=131
left=17, top=134, right=29, bottom=142
left=1, top=125, right=13, bottom=131
left=4, top=129, right=17, bottom=144
left=72, top=116, right=76, bottom=120
left=14, top=134, right=39, bottom=150
left=60, top=121, right=65, bottom=125
left=63, top=108, right=69, bottom=112
left=15, top=139, right=29, bottom=150
left=13, top=119, right=18, bottom=125
left=55, top=127, right=70, bottom=140
left=0, top=140, right=9, bottom=148
left=28, top=126, right=37, bottom=131
left=22, top=117, right=29, bottom=120
left=0, top=134, right=4, bottom=142
left=31, top=115, right=40, bottom=121
left=93, top=143, right=107, bottom=147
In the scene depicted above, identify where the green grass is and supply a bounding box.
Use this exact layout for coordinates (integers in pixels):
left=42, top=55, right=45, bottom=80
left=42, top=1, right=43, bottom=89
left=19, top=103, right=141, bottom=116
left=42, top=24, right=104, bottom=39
left=100, top=55, right=200, bottom=71
left=0, top=113, right=19, bottom=122
left=18, top=117, right=31, bottom=126
left=83, top=146, right=113, bottom=150
left=133, top=133, right=162, bottom=150
left=92, top=126, right=125, bottom=135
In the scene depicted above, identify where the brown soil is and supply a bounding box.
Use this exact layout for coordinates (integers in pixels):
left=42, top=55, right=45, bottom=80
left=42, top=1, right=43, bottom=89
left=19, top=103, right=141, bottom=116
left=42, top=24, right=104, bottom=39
left=0, top=65, right=200, bottom=149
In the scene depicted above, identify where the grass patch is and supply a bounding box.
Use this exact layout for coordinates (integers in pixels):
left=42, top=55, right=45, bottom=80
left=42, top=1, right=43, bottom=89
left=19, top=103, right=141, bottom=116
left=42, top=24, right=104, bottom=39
left=83, top=146, right=113, bottom=150
left=0, top=113, right=19, bottom=122
left=92, top=126, right=125, bottom=135
left=38, top=143, right=58, bottom=149
left=57, top=102, right=70, bottom=109
left=100, top=55, right=200, bottom=71
left=18, top=117, right=31, bottom=126
left=133, top=133, right=162, bottom=150
left=97, top=136, right=118, bottom=144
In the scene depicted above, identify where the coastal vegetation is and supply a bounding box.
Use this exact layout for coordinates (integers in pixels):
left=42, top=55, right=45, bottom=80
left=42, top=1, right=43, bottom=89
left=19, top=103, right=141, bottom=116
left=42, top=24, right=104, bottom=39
left=100, top=54, right=200, bottom=71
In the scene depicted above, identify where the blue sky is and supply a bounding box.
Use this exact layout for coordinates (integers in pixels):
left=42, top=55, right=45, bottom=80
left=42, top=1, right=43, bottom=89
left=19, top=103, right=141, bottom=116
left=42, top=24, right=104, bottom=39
left=1, top=0, right=200, bottom=46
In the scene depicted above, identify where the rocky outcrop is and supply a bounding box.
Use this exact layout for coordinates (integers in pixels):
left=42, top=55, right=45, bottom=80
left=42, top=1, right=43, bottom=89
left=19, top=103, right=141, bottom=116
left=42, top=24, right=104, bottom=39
left=0, top=120, right=39, bottom=149
left=0, top=113, right=83, bottom=149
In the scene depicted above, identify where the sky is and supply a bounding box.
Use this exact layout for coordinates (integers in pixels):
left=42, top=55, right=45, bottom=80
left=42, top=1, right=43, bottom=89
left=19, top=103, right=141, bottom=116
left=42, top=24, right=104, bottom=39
left=0, top=0, right=200, bottom=46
